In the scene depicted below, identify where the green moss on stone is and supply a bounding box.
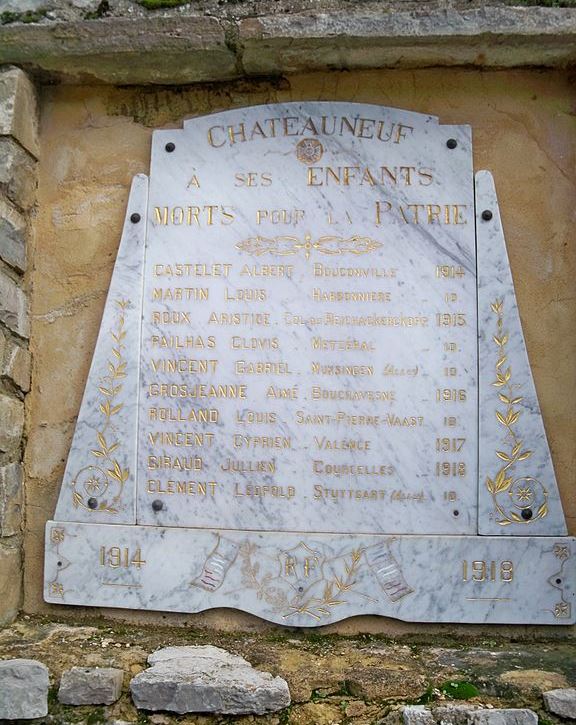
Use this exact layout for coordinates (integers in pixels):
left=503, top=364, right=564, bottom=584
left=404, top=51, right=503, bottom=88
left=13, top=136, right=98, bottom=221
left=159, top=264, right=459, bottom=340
left=0, top=9, right=48, bottom=24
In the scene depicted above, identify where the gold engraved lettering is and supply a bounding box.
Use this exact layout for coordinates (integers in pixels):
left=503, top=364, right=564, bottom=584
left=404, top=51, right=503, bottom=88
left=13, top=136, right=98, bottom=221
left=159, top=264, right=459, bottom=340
left=150, top=359, right=218, bottom=374
left=153, top=205, right=235, bottom=226
left=220, top=458, right=276, bottom=473
left=231, top=336, right=279, bottom=351
left=99, top=546, right=146, bottom=568
left=234, top=172, right=272, bottom=187
left=148, top=383, right=246, bottom=399
left=307, top=165, right=433, bottom=187
left=151, top=335, right=216, bottom=349
left=311, top=387, right=395, bottom=402
left=233, top=435, right=292, bottom=450
left=154, top=263, right=231, bottom=278
left=314, top=437, right=371, bottom=451
left=267, top=386, right=298, bottom=400
left=236, top=410, right=277, bottom=424
left=152, top=287, right=209, bottom=301
left=462, top=560, right=514, bottom=582
left=148, top=407, right=219, bottom=423
left=234, top=483, right=296, bottom=498
left=206, top=115, right=414, bottom=149
left=312, top=337, right=374, bottom=352
left=235, top=360, right=292, bottom=375
left=313, top=263, right=396, bottom=278
left=312, top=288, right=391, bottom=303
left=147, top=479, right=217, bottom=496
left=313, top=460, right=394, bottom=476
left=375, top=201, right=468, bottom=226
left=152, top=311, right=191, bottom=325
left=311, top=362, right=373, bottom=377
left=225, top=288, right=267, bottom=301
left=147, top=455, right=203, bottom=471
left=256, top=209, right=305, bottom=225
left=240, top=264, right=293, bottom=278
left=208, top=312, right=270, bottom=326
left=148, top=431, right=214, bottom=448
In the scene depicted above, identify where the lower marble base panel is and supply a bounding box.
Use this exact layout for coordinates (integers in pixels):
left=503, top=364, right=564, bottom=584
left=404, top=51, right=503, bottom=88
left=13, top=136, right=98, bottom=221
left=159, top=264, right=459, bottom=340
left=44, top=522, right=575, bottom=626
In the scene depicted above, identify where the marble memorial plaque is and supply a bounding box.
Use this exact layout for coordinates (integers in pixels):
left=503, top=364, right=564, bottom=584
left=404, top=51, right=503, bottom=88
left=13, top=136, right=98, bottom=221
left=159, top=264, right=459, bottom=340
left=45, top=103, right=574, bottom=625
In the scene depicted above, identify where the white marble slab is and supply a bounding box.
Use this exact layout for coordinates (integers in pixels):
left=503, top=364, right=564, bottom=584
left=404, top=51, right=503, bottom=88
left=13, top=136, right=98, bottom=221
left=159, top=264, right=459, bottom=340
left=476, top=171, right=567, bottom=536
left=138, top=103, right=478, bottom=534
left=54, top=174, right=148, bottom=524
left=44, top=522, right=575, bottom=625
left=45, top=105, right=574, bottom=626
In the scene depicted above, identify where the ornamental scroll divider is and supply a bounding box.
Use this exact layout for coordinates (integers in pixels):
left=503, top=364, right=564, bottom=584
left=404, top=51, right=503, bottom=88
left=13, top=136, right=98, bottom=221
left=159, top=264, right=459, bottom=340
left=236, top=234, right=382, bottom=260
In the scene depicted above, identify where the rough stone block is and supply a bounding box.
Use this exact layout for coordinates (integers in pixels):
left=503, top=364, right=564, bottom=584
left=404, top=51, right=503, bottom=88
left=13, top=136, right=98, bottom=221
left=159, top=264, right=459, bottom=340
left=0, top=196, right=26, bottom=272
left=543, top=688, right=576, bottom=719
left=433, top=705, right=481, bottom=725
left=0, top=328, right=31, bottom=392
left=0, top=66, right=39, bottom=158
left=0, top=267, right=28, bottom=337
left=0, top=462, right=22, bottom=537
left=59, top=666, right=124, bottom=705
left=469, top=710, right=538, bottom=725
left=0, top=659, right=49, bottom=719
left=403, top=706, right=435, bottom=725
left=0, top=137, right=36, bottom=210
left=0, top=393, right=24, bottom=453
left=130, top=645, right=290, bottom=715
left=0, top=540, right=21, bottom=623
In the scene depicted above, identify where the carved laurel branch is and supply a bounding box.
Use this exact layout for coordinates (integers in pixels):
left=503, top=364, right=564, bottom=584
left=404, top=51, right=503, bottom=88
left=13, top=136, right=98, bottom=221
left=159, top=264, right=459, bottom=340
left=486, top=299, right=547, bottom=525
left=282, top=548, right=366, bottom=621
left=236, top=234, right=383, bottom=259
left=72, top=298, right=130, bottom=514
left=237, top=543, right=371, bottom=621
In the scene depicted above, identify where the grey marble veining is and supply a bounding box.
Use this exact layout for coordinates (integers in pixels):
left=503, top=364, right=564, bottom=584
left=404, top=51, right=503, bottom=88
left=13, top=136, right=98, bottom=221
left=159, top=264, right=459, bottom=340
left=476, top=171, right=567, bottom=536
left=138, top=103, right=477, bottom=534
left=54, top=174, right=148, bottom=524
left=44, top=522, right=575, bottom=625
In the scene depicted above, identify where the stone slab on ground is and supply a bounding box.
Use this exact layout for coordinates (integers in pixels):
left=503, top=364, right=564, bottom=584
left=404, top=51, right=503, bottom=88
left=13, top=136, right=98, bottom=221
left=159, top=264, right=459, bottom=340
left=0, top=658, right=49, bottom=719
left=130, top=645, right=290, bottom=715
left=544, top=689, right=576, bottom=719
left=469, top=710, right=538, bottom=725
left=433, top=705, right=481, bottom=724
left=404, top=705, right=436, bottom=725
left=58, top=665, right=124, bottom=705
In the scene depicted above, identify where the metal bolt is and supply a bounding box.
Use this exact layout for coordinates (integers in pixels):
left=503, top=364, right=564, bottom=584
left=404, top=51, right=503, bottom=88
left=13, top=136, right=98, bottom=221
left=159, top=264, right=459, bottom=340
left=521, top=508, right=533, bottom=520
left=87, top=497, right=98, bottom=509
left=481, top=210, right=493, bottom=221
left=152, top=499, right=163, bottom=512
left=165, top=142, right=175, bottom=153
left=453, top=510, right=460, bottom=517
left=446, top=138, right=458, bottom=149
left=130, top=213, right=141, bottom=224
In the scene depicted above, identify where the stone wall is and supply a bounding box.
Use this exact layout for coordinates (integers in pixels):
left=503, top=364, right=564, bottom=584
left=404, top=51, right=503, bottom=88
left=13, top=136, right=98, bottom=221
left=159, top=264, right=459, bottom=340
left=22, top=69, right=576, bottom=631
left=0, top=65, right=38, bottom=623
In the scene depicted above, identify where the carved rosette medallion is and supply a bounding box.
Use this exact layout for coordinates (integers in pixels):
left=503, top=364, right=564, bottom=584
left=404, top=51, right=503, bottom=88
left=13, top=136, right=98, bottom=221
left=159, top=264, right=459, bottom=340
left=295, top=138, right=324, bottom=164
